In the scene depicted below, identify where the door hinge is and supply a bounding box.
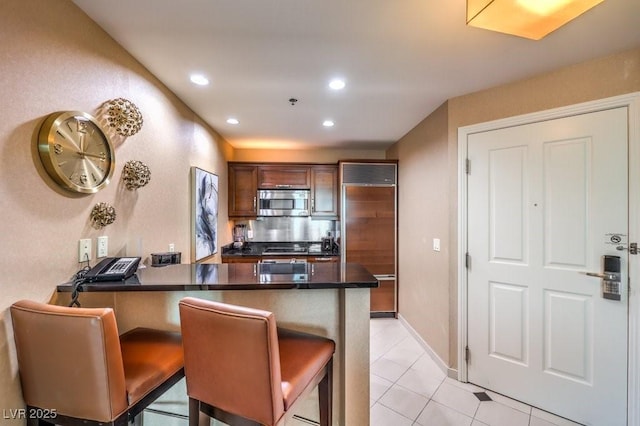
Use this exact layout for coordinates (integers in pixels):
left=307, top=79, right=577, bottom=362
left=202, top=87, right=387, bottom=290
left=630, top=242, right=638, bottom=255
left=465, top=346, right=470, bottom=362
left=465, top=253, right=471, bottom=269
left=465, top=159, right=471, bottom=175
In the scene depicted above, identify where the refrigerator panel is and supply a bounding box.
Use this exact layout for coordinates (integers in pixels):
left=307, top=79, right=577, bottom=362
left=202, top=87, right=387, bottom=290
left=341, top=184, right=397, bottom=314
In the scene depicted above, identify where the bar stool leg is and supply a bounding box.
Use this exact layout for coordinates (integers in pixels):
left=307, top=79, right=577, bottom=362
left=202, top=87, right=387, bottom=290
left=131, top=412, right=144, bottom=425
left=189, top=398, right=201, bottom=426
left=318, top=359, right=333, bottom=426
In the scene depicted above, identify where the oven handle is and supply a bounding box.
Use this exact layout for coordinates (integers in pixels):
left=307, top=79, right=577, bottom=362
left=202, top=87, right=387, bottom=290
left=261, top=258, right=308, bottom=264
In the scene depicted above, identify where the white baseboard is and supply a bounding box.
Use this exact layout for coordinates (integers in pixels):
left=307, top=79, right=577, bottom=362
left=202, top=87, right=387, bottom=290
left=397, top=314, right=458, bottom=379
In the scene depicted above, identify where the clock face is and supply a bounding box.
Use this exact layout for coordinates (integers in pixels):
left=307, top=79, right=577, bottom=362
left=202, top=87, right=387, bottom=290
left=37, top=111, right=115, bottom=193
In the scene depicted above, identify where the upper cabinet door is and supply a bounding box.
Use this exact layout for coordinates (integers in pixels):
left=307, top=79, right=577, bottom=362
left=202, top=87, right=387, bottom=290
left=228, top=164, right=258, bottom=217
left=311, top=165, right=338, bottom=217
left=258, top=165, right=311, bottom=189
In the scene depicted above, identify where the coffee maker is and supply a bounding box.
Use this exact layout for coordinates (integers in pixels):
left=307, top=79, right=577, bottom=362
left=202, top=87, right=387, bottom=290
left=321, top=232, right=334, bottom=252
left=233, top=224, right=247, bottom=249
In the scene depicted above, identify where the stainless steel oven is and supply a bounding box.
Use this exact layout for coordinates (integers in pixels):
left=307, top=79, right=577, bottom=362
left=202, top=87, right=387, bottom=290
left=258, top=261, right=309, bottom=283
left=258, top=189, right=310, bottom=216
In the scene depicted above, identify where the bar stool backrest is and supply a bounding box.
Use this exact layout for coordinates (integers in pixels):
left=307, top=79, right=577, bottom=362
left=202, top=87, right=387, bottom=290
left=10, top=300, right=128, bottom=422
left=179, top=297, right=285, bottom=425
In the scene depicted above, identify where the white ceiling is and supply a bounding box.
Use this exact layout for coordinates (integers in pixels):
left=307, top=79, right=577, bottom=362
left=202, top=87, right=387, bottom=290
left=72, top=0, right=640, bottom=150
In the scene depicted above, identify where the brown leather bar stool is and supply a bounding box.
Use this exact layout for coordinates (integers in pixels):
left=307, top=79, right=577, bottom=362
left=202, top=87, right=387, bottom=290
left=178, top=297, right=335, bottom=426
left=10, top=300, right=184, bottom=426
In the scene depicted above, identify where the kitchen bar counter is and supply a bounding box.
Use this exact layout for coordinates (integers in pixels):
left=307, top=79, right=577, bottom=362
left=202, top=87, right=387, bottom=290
left=53, top=262, right=372, bottom=426
left=56, top=262, right=376, bottom=292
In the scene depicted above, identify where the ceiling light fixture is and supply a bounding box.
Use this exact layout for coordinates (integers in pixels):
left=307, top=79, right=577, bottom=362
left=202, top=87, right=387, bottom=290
left=190, top=74, right=210, bottom=86
left=466, top=0, right=606, bottom=40
left=323, top=120, right=335, bottom=127
left=328, top=79, right=346, bottom=90
left=226, top=118, right=239, bottom=125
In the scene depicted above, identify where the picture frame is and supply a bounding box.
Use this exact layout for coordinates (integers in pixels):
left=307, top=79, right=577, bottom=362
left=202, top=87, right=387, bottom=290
left=191, top=167, right=219, bottom=262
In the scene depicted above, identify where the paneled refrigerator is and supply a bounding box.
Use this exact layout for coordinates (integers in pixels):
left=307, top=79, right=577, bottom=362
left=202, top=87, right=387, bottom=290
left=339, top=161, right=397, bottom=317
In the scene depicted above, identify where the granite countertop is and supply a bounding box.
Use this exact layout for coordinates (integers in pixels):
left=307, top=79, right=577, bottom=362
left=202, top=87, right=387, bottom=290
left=56, top=262, right=376, bottom=292
left=221, top=241, right=340, bottom=257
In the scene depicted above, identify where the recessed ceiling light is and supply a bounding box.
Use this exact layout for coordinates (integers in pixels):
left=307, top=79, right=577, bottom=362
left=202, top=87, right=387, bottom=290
left=226, top=118, right=239, bottom=125
left=328, top=79, right=346, bottom=90
left=190, top=74, right=210, bottom=86
left=323, top=120, right=335, bottom=127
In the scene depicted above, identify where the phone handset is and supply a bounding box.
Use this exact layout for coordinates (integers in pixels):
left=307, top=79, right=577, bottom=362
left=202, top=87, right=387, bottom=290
left=83, top=257, right=141, bottom=283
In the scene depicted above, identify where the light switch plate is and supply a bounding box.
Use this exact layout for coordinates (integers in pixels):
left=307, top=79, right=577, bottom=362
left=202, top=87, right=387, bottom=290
left=97, top=236, right=108, bottom=258
left=433, top=238, right=441, bottom=252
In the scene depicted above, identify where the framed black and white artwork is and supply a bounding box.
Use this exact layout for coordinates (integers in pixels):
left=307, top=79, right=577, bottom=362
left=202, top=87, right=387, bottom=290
left=191, top=167, right=219, bottom=262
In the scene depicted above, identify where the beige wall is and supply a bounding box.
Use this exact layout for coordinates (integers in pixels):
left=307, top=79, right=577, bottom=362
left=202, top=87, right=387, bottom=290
left=386, top=102, right=451, bottom=362
left=389, top=47, right=640, bottom=370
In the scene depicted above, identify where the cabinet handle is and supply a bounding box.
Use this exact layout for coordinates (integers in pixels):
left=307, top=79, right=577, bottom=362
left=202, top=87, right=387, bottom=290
left=311, top=198, right=315, bottom=212
left=253, top=196, right=257, bottom=210
left=373, top=274, right=395, bottom=280
left=275, top=184, right=292, bottom=188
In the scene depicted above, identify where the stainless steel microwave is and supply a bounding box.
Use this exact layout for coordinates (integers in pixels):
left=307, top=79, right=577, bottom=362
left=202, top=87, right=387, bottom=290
left=258, top=189, right=310, bottom=216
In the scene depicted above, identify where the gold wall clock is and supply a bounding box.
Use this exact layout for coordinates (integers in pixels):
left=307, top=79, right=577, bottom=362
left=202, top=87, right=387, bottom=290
left=37, top=111, right=115, bottom=193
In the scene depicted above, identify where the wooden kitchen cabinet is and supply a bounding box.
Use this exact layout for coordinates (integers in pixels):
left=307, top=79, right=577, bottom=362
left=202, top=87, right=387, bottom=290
left=229, top=162, right=339, bottom=218
left=228, top=164, right=258, bottom=217
left=258, top=165, right=310, bottom=189
left=310, top=165, right=338, bottom=217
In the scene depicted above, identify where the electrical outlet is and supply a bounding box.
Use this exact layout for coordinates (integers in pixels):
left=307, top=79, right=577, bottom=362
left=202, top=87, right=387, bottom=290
left=169, top=243, right=175, bottom=253
left=97, top=236, right=108, bottom=258
left=78, top=239, right=92, bottom=262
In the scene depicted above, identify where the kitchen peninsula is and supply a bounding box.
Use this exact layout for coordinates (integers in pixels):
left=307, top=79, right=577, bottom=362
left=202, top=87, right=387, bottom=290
left=55, top=262, right=376, bottom=426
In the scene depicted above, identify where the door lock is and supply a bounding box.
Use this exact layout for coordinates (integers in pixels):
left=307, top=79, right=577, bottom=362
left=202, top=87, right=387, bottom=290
left=584, top=255, right=621, bottom=301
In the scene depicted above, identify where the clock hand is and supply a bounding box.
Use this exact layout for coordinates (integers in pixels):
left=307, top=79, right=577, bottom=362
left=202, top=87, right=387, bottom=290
left=77, top=152, right=106, bottom=160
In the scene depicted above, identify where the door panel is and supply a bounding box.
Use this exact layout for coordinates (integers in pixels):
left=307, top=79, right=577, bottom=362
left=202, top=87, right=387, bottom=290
left=489, top=146, right=528, bottom=264
left=543, top=138, right=590, bottom=268
left=543, top=290, right=593, bottom=383
left=489, top=282, right=528, bottom=365
left=467, top=107, right=628, bottom=426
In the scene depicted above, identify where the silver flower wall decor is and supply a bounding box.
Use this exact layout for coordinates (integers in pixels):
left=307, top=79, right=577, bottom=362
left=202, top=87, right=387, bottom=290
left=90, top=202, right=116, bottom=229
left=105, top=98, right=143, bottom=137
left=122, top=160, right=151, bottom=190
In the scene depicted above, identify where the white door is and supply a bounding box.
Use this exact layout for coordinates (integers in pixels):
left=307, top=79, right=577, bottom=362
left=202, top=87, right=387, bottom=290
left=467, top=107, right=628, bottom=425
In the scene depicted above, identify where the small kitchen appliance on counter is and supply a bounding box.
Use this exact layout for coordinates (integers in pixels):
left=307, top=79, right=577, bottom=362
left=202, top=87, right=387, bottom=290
left=233, top=224, right=247, bottom=249
left=321, top=235, right=334, bottom=252
left=151, top=252, right=181, bottom=267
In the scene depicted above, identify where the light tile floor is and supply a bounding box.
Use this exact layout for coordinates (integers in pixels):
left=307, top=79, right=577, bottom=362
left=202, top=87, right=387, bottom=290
left=370, top=318, right=583, bottom=426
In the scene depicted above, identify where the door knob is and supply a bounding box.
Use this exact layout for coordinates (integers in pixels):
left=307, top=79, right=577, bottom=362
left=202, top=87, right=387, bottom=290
left=584, top=272, right=617, bottom=280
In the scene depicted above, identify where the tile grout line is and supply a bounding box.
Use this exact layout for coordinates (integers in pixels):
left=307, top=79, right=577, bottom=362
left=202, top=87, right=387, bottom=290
left=372, top=319, right=557, bottom=426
